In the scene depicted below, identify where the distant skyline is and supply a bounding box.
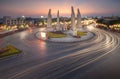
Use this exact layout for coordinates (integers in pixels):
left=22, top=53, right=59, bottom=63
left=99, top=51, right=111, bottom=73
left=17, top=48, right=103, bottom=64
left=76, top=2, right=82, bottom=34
left=0, top=0, right=120, bottom=17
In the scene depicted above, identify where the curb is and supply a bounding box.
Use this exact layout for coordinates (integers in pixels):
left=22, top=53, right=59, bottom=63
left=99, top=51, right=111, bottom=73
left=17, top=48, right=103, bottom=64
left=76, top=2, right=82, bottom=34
left=35, top=31, right=96, bottom=43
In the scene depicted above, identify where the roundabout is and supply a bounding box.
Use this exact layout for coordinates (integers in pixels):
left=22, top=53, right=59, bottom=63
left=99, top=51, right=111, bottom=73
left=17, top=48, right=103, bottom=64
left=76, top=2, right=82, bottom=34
left=35, top=6, right=95, bottom=42
left=35, top=29, right=94, bottom=42
left=0, top=25, right=120, bottom=79
left=0, top=1, right=120, bottom=79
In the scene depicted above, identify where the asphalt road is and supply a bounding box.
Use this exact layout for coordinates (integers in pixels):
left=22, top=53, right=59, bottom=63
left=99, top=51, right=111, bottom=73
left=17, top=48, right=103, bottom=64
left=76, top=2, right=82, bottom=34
left=0, top=27, right=120, bottom=79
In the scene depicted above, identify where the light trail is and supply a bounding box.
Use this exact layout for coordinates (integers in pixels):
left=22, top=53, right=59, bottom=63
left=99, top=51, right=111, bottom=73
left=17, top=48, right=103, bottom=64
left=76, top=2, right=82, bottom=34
left=8, top=28, right=120, bottom=79
left=1, top=24, right=120, bottom=79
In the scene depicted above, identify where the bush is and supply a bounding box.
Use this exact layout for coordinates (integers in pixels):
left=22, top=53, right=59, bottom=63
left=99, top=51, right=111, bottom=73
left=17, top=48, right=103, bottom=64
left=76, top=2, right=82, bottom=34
left=47, top=32, right=67, bottom=38
left=77, top=31, right=87, bottom=36
left=0, top=45, right=21, bottom=58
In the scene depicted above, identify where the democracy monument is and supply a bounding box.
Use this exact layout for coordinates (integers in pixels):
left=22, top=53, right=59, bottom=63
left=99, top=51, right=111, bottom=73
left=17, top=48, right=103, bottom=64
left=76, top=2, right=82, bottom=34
left=36, top=6, right=94, bottom=42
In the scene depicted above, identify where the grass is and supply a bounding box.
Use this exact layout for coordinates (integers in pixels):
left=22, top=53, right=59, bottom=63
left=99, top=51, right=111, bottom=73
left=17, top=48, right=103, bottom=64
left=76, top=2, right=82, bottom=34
left=77, top=31, right=87, bottom=36
left=47, top=32, right=67, bottom=38
left=0, top=45, right=21, bottom=58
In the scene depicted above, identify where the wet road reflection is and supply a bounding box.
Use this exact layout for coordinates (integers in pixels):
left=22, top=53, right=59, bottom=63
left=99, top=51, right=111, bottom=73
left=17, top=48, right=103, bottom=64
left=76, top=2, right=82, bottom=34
left=0, top=28, right=120, bottom=79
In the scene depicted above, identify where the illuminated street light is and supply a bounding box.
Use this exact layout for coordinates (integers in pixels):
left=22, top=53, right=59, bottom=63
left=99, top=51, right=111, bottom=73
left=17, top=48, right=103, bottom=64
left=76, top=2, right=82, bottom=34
left=22, top=16, right=25, bottom=18
left=41, top=16, right=44, bottom=18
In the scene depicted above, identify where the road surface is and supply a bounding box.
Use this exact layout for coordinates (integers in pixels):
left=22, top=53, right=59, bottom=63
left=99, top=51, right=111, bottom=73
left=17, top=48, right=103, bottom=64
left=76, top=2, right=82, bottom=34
left=0, top=27, right=120, bottom=79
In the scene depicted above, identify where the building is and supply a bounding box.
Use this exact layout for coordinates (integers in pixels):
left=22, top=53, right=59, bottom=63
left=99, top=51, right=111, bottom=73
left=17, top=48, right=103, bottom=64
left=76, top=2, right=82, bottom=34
left=3, top=16, right=25, bottom=25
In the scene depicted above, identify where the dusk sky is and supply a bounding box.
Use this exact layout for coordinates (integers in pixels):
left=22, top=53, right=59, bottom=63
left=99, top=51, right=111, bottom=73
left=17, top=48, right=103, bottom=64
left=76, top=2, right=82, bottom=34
left=0, top=0, right=120, bottom=17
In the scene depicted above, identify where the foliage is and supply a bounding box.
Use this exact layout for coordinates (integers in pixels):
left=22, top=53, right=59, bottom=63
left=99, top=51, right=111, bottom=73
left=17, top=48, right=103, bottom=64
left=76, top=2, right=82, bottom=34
left=77, top=31, right=87, bottom=36
left=96, top=19, right=103, bottom=24
left=0, top=45, right=21, bottom=58
left=109, top=20, right=120, bottom=25
left=97, top=19, right=120, bottom=25
left=47, top=32, right=67, bottom=38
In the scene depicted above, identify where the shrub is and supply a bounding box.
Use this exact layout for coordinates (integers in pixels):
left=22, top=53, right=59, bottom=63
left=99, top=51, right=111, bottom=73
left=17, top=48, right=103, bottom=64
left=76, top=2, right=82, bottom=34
left=77, top=31, right=87, bottom=36
left=47, top=32, right=67, bottom=38
left=0, top=45, right=21, bottom=58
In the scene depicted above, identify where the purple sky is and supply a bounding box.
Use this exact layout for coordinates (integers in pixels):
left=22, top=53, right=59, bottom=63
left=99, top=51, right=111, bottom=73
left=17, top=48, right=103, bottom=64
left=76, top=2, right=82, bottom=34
left=0, top=0, right=120, bottom=17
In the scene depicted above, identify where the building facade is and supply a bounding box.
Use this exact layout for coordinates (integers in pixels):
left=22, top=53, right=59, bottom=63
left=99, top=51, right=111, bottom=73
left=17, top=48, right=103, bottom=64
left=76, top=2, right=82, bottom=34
left=3, top=16, right=25, bottom=25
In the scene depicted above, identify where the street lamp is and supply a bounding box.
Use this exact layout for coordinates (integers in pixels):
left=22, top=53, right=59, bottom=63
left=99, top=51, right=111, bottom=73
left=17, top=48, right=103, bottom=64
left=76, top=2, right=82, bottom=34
left=41, top=16, right=44, bottom=18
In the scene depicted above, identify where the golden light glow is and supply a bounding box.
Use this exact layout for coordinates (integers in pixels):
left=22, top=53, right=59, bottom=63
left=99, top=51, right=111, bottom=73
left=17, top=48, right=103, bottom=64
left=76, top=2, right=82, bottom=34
left=87, top=25, right=94, bottom=30
left=41, top=32, right=46, bottom=38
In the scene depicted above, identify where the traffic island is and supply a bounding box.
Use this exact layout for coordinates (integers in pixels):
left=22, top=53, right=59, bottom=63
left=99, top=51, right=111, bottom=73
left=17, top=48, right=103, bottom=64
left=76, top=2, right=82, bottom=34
left=47, top=31, right=67, bottom=38
left=36, top=29, right=94, bottom=42
left=0, top=45, right=21, bottom=58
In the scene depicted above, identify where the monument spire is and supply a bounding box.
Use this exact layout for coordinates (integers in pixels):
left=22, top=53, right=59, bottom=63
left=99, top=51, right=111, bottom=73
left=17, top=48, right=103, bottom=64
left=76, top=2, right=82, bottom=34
left=70, top=6, right=77, bottom=36
left=47, top=9, right=52, bottom=27
left=56, top=10, right=60, bottom=31
left=71, top=6, right=76, bottom=31
left=77, top=8, right=82, bottom=29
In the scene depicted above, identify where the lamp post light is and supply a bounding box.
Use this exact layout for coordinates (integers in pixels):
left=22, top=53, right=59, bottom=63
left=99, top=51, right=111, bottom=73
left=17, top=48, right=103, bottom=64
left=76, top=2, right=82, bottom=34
left=41, top=16, right=45, bottom=26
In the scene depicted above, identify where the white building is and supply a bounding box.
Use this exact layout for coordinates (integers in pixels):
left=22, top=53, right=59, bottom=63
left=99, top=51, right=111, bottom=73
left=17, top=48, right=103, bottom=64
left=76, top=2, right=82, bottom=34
left=3, top=16, right=25, bottom=25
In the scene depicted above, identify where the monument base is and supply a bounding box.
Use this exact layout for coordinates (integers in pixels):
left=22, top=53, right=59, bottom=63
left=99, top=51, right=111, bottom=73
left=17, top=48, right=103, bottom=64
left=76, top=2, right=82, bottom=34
left=77, top=27, right=87, bottom=32
left=67, top=30, right=77, bottom=36
left=46, top=27, right=54, bottom=32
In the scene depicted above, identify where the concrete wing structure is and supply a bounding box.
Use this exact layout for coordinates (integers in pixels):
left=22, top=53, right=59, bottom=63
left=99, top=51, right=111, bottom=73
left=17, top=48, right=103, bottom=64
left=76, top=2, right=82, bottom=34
left=70, top=6, right=77, bottom=36
left=71, top=6, right=76, bottom=31
left=77, top=8, right=82, bottom=29
left=56, top=10, right=60, bottom=31
left=47, top=9, right=52, bottom=28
